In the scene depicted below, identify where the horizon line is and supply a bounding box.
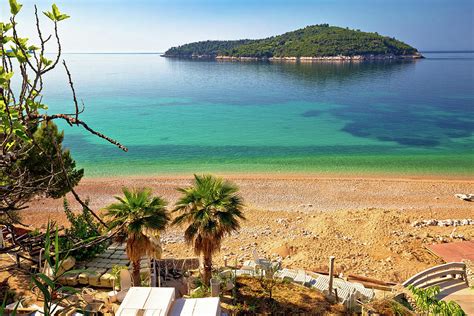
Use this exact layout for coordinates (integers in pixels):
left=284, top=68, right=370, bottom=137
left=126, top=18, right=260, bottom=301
left=47, top=50, right=474, bottom=55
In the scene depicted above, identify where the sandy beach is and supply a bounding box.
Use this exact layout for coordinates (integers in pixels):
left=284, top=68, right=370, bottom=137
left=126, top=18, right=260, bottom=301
left=23, top=174, right=474, bottom=282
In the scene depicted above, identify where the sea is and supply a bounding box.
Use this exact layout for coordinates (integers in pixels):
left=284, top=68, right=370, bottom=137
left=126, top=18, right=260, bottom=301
left=42, top=51, right=474, bottom=177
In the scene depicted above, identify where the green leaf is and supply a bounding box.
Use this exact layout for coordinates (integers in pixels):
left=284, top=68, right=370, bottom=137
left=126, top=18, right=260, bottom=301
left=40, top=55, right=53, bottom=67
left=44, top=4, right=70, bottom=22
left=52, top=4, right=60, bottom=18
left=31, top=276, right=51, bottom=302
left=0, top=23, right=13, bottom=33
left=14, top=128, right=28, bottom=140
left=9, top=0, right=22, bottom=15
left=0, top=70, right=14, bottom=85
left=2, top=36, right=14, bottom=45
left=35, top=273, right=55, bottom=289
left=43, top=11, right=55, bottom=21
left=57, top=14, right=70, bottom=21
left=54, top=228, right=60, bottom=273
left=10, top=47, right=27, bottom=63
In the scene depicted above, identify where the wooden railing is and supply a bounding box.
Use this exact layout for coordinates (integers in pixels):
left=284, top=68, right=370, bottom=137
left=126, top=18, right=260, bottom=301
left=403, top=262, right=468, bottom=288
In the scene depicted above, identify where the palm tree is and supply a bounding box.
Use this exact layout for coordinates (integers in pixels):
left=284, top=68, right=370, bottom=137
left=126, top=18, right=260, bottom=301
left=173, top=174, right=245, bottom=285
left=105, top=187, right=170, bottom=286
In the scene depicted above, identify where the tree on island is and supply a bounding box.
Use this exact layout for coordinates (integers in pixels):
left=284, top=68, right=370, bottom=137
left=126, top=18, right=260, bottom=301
left=164, top=24, right=420, bottom=59
left=0, top=0, right=126, bottom=226
left=105, top=188, right=170, bottom=285
left=173, top=174, right=246, bottom=285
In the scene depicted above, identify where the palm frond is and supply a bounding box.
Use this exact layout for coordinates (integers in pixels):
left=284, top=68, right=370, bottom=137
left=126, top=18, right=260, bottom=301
left=173, top=174, right=245, bottom=257
left=104, top=187, right=170, bottom=261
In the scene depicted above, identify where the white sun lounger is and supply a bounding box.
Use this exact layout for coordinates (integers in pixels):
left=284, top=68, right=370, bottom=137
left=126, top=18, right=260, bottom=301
left=293, top=269, right=314, bottom=285
left=351, top=282, right=375, bottom=301
left=274, top=268, right=298, bottom=281
left=314, top=275, right=374, bottom=305
left=235, top=269, right=257, bottom=277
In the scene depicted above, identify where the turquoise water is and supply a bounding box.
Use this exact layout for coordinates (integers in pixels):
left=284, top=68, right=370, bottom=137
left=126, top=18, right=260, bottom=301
left=43, top=52, right=474, bottom=177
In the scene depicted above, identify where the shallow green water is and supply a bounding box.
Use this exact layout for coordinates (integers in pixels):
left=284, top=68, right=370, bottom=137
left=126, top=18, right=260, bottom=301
left=43, top=52, right=474, bottom=177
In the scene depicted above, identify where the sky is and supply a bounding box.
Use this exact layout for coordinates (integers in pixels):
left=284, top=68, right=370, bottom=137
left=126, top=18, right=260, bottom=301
left=1, top=0, right=473, bottom=52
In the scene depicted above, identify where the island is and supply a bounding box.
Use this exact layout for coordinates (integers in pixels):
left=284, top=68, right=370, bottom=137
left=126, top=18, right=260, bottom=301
left=163, top=24, right=423, bottom=61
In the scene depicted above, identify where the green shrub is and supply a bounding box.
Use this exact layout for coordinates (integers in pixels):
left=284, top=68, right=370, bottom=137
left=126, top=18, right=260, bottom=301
left=59, top=198, right=108, bottom=261
left=408, top=285, right=465, bottom=316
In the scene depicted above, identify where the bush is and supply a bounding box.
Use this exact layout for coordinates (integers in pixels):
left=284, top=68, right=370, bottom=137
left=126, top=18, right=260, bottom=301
left=408, top=285, right=465, bottom=316
left=59, top=198, right=108, bottom=261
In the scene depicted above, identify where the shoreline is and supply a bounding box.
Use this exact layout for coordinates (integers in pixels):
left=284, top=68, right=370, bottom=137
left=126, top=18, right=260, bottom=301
left=78, top=167, right=474, bottom=182
left=80, top=172, right=474, bottom=182
left=162, top=53, right=423, bottom=62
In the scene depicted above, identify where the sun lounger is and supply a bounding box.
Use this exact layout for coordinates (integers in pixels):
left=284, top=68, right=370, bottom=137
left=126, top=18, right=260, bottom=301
left=293, top=269, right=313, bottom=285
left=314, top=275, right=375, bottom=305
left=274, top=268, right=298, bottom=281
left=242, top=260, right=257, bottom=271
left=235, top=269, right=257, bottom=277
left=352, top=282, right=375, bottom=301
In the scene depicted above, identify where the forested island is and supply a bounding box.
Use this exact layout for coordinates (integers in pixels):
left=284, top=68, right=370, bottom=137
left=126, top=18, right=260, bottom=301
left=163, top=24, right=422, bottom=61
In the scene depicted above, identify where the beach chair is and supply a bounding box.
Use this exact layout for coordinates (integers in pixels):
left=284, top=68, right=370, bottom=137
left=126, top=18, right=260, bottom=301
left=274, top=268, right=298, bottom=281
left=293, top=269, right=313, bottom=286
left=352, top=282, right=375, bottom=301
left=316, top=275, right=357, bottom=306
left=252, top=250, right=273, bottom=269
left=311, top=275, right=330, bottom=293
left=242, top=250, right=279, bottom=274
left=235, top=269, right=256, bottom=277
left=241, top=260, right=257, bottom=272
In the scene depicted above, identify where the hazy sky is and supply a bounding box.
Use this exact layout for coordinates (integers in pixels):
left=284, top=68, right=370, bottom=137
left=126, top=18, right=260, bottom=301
left=1, top=0, right=473, bottom=52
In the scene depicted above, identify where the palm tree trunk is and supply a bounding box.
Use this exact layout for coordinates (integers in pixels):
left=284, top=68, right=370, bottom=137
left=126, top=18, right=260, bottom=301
left=203, top=252, right=213, bottom=286
left=132, top=260, right=141, bottom=286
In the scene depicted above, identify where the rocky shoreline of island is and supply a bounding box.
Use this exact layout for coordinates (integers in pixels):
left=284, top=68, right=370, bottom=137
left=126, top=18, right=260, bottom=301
left=162, top=53, right=424, bottom=62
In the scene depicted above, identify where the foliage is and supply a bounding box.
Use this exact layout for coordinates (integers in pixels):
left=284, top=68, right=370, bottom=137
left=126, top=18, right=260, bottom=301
left=256, top=264, right=281, bottom=300
left=43, top=4, right=70, bottom=22
left=189, top=286, right=208, bottom=299
left=111, top=265, right=128, bottom=290
left=0, top=289, right=17, bottom=315
left=59, top=198, right=107, bottom=261
left=0, top=0, right=125, bottom=224
left=172, top=174, right=245, bottom=285
left=165, top=24, right=419, bottom=58
left=19, top=122, right=83, bottom=199
left=164, top=39, right=253, bottom=57
left=408, top=285, right=465, bottom=316
left=105, top=187, right=170, bottom=285
left=31, top=222, right=84, bottom=316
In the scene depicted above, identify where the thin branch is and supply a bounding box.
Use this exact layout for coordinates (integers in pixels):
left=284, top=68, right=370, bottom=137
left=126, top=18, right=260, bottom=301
left=62, top=60, right=79, bottom=122
left=32, top=113, right=128, bottom=152
left=51, top=135, right=109, bottom=229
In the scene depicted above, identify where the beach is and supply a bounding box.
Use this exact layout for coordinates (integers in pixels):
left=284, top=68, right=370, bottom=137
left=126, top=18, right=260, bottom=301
left=23, top=174, right=474, bottom=282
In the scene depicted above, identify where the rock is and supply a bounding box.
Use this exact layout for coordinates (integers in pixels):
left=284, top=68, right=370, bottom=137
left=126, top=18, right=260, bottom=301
left=412, top=218, right=474, bottom=228
left=454, top=193, right=474, bottom=201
